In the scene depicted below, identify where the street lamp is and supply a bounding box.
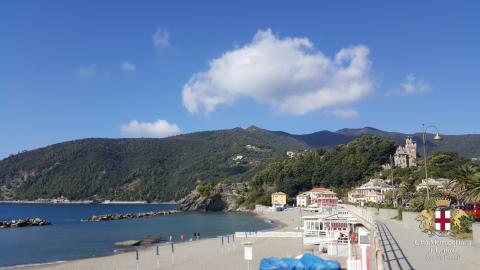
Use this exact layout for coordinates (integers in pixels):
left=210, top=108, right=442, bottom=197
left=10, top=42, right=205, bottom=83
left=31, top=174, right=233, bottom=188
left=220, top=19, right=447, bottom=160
left=422, top=124, right=442, bottom=201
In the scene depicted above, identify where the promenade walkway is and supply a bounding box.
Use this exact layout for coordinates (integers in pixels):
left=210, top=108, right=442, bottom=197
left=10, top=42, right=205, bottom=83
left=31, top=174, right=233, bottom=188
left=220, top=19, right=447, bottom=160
left=375, top=213, right=479, bottom=270
left=376, top=221, right=414, bottom=270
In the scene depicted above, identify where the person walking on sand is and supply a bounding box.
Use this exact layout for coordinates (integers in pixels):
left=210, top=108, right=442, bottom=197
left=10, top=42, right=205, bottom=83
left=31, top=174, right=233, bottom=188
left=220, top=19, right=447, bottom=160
left=197, top=232, right=200, bottom=240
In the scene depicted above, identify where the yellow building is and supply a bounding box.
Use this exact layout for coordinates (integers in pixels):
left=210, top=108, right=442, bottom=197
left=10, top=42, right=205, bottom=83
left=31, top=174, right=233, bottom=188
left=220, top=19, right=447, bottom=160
left=271, top=192, right=287, bottom=208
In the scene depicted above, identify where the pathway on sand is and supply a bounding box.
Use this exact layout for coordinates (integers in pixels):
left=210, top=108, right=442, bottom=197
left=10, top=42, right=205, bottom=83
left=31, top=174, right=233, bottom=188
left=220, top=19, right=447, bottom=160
left=375, top=214, right=479, bottom=270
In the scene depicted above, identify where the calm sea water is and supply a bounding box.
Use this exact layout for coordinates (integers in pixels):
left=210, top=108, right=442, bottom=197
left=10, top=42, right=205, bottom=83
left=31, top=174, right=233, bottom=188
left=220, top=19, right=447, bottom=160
left=0, top=203, right=274, bottom=268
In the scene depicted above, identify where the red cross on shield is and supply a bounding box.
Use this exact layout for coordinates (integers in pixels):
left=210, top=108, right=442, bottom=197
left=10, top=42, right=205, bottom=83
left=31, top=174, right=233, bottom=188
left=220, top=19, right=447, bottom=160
left=435, top=210, right=450, bottom=231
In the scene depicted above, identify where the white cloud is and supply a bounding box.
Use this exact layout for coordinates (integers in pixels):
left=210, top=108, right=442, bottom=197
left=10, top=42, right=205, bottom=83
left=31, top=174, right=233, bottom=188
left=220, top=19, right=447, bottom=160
left=121, top=62, right=137, bottom=72
left=182, top=29, right=373, bottom=116
left=332, top=109, right=358, bottom=119
left=77, top=64, right=97, bottom=78
left=153, top=28, right=170, bottom=48
left=120, top=119, right=181, bottom=138
left=400, top=74, right=430, bottom=95
left=387, top=74, right=431, bottom=96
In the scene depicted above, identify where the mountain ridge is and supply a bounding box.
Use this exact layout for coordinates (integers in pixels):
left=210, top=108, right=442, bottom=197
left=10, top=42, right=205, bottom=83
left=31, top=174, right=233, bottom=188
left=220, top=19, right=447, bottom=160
left=1, top=126, right=479, bottom=201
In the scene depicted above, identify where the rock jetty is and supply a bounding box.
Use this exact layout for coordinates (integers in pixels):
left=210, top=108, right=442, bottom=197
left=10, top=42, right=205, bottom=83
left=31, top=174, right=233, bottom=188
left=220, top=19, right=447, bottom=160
left=86, top=210, right=180, bottom=222
left=179, top=182, right=247, bottom=212
left=0, top=218, right=52, bottom=228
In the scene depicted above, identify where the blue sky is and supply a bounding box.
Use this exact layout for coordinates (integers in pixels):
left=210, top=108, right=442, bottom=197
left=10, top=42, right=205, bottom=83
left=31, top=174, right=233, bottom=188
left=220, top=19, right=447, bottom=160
left=1, top=1, right=479, bottom=159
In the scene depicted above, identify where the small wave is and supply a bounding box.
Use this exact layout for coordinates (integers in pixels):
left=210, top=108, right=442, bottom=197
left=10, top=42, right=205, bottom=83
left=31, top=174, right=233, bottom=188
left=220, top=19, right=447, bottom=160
left=0, top=261, right=66, bottom=270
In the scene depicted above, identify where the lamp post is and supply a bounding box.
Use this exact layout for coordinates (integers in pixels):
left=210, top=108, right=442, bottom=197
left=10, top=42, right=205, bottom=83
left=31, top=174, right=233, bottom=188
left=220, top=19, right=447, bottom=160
left=422, top=124, right=442, bottom=201
left=390, top=154, right=395, bottom=208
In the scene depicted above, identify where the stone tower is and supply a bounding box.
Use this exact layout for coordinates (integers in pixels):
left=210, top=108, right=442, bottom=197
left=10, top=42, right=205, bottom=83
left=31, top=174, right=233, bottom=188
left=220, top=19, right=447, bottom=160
left=394, top=136, right=417, bottom=168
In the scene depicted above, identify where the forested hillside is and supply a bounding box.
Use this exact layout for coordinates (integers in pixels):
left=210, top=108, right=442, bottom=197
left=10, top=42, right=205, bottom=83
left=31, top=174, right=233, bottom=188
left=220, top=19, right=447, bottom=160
left=1, top=125, right=478, bottom=202
left=0, top=127, right=305, bottom=201
left=241, top=136, right=397, bottom=206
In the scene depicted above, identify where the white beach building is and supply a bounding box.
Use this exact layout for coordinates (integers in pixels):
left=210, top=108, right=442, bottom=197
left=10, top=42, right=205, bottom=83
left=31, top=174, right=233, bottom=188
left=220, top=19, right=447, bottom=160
left=302, top=207, right=359, bottom=246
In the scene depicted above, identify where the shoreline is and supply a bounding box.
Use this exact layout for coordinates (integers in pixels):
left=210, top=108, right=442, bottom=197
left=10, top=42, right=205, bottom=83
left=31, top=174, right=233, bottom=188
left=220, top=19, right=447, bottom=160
left=5, top=209, right=283, bottom=270
left=0, top=200, right=176, bottom=205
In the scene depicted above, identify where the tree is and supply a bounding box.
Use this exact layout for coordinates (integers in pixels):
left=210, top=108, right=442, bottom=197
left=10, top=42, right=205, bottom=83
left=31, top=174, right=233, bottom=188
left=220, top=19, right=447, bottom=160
left=449, top=164, right=480, bottom=202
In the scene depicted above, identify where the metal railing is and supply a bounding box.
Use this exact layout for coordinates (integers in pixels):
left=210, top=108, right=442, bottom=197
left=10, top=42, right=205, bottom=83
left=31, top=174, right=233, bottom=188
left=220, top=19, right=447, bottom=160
left=342, top=205, right=384, bottom=270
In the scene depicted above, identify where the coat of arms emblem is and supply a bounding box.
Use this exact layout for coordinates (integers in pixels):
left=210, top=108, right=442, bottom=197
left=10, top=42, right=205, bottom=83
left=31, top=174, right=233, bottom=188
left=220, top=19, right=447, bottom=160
left=416, top=199, right=469, bottom=237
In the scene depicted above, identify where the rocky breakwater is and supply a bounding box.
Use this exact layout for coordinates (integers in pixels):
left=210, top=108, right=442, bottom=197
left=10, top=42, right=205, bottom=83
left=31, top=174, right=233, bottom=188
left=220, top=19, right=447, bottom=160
left=86, top=210, right=181, bottom=222
left=0, top=218, right=52, bottom=228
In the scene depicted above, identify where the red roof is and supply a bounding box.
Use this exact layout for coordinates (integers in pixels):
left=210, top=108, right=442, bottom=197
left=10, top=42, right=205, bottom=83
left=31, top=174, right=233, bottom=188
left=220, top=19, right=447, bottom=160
left=310, top=187, right=336, bottom=195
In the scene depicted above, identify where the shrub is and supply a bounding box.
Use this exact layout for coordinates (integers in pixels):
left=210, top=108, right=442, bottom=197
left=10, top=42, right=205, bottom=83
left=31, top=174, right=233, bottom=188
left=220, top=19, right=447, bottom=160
left=196, top=182, right=214, bottom=197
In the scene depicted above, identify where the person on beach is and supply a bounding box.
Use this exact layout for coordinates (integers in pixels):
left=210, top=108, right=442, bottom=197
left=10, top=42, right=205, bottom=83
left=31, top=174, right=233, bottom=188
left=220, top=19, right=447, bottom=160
left=169, top=234, right=173, bottom=242
left=350, top=231, right=356, bottom=244
left=197, top=232, right=200, bottom=240
left=180, top=234, right=184, bottom=241
left=193, top=232, right=196, bottom=240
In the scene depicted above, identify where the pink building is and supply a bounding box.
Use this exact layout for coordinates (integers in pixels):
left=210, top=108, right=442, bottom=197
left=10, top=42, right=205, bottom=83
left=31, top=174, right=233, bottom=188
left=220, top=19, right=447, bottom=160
left=310, top=187, right=338, bottom=206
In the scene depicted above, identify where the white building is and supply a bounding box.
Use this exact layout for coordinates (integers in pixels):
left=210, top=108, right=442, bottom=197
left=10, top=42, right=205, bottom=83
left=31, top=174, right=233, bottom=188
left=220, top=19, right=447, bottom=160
left=348, top=179, right=394, bottom=204
left=302, top=207, right=359, bottom=246
left=286, top=151, right=296, bottom=158
left=296, top=192, right=311, bottom=207
left=296, top=187, right=338, bottom=208
left=416, top=178, right=449, bottom=191
left=232, top=155, right=243, bottom=161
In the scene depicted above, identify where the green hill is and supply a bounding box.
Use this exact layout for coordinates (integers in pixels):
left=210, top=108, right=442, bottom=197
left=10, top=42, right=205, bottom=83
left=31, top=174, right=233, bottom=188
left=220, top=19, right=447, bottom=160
left=1, top=125, right=478, bottom=202
left=0, top=127, right=306, bottom=201
left=242, top=136, right=397, bottom=206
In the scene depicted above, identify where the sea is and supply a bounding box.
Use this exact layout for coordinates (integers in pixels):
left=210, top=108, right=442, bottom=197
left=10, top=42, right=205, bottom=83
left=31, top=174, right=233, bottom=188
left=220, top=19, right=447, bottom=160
left=0, top=203, right=274, bottom=268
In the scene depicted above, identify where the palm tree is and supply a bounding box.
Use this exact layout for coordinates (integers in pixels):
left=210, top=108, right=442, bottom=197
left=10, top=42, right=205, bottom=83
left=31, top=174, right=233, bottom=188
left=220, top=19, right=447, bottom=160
left=449, top=164, right=480, bottom=202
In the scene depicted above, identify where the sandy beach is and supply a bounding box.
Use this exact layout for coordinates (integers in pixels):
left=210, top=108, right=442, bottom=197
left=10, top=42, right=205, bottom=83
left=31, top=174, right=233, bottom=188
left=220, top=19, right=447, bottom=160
left=20, top=208, right=345, bottom=270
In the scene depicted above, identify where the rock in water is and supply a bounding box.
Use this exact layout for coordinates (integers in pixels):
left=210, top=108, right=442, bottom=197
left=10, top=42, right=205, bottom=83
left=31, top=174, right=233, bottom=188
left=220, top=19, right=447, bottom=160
left=114, top=240, right=142, bottom=248
left=141, top=236, right=161, bottom=245
left=85, top=210, right=180, bottom=222
left=0, top=218, right=52, bottom=229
